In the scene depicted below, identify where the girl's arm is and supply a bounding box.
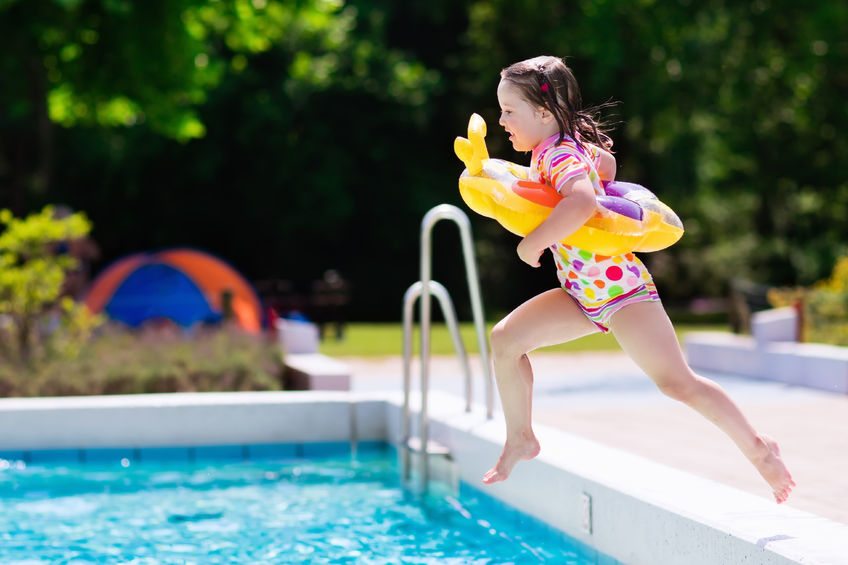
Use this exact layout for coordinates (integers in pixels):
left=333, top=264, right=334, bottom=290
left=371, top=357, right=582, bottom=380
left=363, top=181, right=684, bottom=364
left=517, top=175, right=596, bottom=267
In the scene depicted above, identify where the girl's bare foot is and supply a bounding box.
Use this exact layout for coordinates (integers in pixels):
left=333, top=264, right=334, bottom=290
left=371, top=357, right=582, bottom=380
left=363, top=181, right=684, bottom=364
left=751, top=435, right=796, bottom=504
left=482, top=434, right=541, bottom=484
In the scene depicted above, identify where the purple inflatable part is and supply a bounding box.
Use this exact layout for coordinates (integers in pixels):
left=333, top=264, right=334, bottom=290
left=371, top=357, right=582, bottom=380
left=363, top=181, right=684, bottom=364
left=604, top=181, right=656, bottom=199
left=604, top=181, right=634, bottom=198
left=597, top=195, right=643, bottom=221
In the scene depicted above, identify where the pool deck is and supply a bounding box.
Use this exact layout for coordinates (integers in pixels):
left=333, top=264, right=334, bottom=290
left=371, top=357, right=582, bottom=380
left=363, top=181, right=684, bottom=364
left=342, top=350, right=848, bottom=527
left=2, top=354, right=845, bottom=564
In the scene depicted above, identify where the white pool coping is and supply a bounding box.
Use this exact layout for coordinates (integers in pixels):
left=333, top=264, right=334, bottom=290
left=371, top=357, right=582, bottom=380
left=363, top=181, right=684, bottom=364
left=1, top=390, right=846, bottom=565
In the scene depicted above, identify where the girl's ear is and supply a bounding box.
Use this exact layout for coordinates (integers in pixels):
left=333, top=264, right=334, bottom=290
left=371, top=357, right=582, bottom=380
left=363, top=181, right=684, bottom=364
left=538, top=107, right=555, bottom=124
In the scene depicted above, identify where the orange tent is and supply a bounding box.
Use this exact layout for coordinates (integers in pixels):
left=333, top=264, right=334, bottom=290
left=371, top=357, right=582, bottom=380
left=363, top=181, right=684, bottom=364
left=83, top=248, right=262, bottom=333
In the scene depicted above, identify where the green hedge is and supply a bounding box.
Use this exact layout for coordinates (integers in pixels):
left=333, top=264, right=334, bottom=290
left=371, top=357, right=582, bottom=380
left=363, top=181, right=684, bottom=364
left=770, top=257, right=848, bottom=346
left=0, top=326, right=285, bottom=397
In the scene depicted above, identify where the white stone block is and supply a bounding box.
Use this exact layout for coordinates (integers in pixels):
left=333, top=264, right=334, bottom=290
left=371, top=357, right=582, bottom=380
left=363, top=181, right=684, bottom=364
left=285, top=353, right=351, bottom=391
left=761, top=342, right=848, bottom=393
left=684, top=332, right=763, bottom=378
left=752, top=307, right=799, bottom=345
left=796, top=343, right=848, bottom=394
left=762, top=343, right=806, bottom=386
left=276, top=318, right=320, bottom=354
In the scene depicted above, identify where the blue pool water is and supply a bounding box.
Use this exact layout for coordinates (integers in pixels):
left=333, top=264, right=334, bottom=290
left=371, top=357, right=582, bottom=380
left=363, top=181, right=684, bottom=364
left=0, top=445, right=608, bottom=564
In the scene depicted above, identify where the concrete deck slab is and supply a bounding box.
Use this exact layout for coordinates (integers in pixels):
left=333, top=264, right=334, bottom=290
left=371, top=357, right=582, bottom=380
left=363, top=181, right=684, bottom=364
left=342, top=351, right=848, bottom=526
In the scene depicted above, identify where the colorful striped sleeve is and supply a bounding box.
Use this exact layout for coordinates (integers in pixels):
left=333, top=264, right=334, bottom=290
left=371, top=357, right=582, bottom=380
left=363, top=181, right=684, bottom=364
left=587, top=144, right=602, bottom=169
left=542, top=147, right=589, bottom=194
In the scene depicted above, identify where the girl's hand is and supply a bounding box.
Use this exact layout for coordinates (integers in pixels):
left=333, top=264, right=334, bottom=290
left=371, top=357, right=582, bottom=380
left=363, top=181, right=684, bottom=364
left=515, top=176, right=596, bottom=263
left=517, top=238, right=544, bottom=268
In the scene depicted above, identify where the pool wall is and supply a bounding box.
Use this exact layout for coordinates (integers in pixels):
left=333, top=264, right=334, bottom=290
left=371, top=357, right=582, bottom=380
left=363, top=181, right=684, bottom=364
left=0, top=391, right=386, bottom=451
left=1, top=390, right=846, bottom=565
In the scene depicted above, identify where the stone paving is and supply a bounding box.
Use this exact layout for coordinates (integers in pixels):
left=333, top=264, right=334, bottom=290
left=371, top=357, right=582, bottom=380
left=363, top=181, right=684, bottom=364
left=342, top=351, right=848, bottom=525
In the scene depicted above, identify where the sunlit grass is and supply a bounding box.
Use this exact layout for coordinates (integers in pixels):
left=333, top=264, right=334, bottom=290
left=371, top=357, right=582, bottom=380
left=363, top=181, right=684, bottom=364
left=319, top=322, right=729, bottom=357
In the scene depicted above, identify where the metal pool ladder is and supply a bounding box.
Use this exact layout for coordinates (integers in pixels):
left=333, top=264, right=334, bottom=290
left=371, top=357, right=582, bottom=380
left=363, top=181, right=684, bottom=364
left=401, top=204, right=493, bottom=492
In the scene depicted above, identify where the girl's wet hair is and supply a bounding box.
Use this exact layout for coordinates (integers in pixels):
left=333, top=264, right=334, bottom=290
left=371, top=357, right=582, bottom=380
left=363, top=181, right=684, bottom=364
left=501, top=55, right=616, bottom=151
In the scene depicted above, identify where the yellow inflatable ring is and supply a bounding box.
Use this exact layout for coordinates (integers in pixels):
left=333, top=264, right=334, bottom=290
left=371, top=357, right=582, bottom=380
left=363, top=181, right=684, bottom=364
left=454, top=114, right=684, bottom=256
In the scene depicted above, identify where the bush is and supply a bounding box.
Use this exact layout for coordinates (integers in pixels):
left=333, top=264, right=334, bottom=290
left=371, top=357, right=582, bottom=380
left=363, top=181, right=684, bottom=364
left=0, top=206, right=102, bottom=366
left=769, top=256, right=848, bottom=346
left=0, top=325, right=285, bottom=397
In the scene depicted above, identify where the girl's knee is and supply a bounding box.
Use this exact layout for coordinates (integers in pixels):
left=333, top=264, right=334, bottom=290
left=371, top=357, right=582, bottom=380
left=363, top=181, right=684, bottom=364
left=654, top=373, right=700, bottom=404
left=490, top=318, right=524, bottom=359
left=490, top=319, right=510, bottom=353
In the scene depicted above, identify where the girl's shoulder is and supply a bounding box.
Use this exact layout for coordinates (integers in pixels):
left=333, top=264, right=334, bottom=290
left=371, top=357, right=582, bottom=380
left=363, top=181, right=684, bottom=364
left=561, top=136, right=600, bottom=159
left=540, top=137, right=600, bottom=167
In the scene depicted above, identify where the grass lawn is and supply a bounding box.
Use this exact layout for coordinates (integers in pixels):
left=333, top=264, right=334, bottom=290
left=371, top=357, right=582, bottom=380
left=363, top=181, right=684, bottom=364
left=319, top=322, right=729, bottom=357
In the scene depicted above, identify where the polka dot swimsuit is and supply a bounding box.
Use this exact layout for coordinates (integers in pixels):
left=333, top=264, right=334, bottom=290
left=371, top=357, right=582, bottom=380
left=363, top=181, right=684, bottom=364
left=532, top=134, right=661, bottom=333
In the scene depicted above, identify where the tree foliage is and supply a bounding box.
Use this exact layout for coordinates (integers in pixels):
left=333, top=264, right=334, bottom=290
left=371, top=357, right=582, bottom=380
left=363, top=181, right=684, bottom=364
left=770, top=256, right=848, bottom=346
left=459, top=0, right=848, bottom=301
left=1, top=0, right=846, bottom=320
left=0, top=206, right=102, bottom=364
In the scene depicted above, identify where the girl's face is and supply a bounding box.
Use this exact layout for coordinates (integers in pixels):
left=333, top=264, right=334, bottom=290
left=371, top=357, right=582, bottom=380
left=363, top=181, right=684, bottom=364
left=497, top=79, right=556, bottom=152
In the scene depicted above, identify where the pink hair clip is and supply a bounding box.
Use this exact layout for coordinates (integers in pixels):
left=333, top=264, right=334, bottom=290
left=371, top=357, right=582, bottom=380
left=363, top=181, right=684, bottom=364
left=541, top=83, right=550, bottom=92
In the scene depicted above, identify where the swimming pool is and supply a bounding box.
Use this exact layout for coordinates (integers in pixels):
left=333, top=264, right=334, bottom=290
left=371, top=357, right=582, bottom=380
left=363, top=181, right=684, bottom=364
left=1, top=390, right=841, bottom=564
left=0, top=445, right=608, bottom=564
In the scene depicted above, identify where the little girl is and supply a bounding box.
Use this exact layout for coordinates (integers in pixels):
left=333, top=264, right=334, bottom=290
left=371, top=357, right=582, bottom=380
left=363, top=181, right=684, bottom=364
left=482, top=55, right=795, bottom=504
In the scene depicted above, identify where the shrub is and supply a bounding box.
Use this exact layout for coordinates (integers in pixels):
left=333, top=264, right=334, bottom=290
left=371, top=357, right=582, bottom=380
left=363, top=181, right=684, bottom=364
left=0, top=325, right=285, bottom=397
left=0, top=206, right=103, bottom=366
left=769, top=256, right=848, bottom=346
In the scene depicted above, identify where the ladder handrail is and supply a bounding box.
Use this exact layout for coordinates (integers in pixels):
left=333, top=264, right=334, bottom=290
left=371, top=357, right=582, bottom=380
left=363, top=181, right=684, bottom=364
left=419, top=204, right=493, bottom=420
left=403, top=203, right=492, bottom=491
left=401, top=280, right=471, bottom=482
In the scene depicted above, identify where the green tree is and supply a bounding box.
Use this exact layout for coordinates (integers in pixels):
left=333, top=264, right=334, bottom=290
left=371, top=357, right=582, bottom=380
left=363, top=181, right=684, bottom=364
left=0, top=206, right=102, bottom=365
left=5, top=0, right=846, bottom=321
left=0, top=0, right=438, bottom=206
left=0, top=0, right=216, bottom=212
left=16, top=0, right=450, bottom=319
left=459, top=0, right=848, bottom=304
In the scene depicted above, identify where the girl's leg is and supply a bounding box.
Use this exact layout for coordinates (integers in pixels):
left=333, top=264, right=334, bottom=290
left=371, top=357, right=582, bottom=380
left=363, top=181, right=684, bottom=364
left=609, top=301, right=795, bottom=503
left=483, top=288, right=599, bottom=484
